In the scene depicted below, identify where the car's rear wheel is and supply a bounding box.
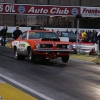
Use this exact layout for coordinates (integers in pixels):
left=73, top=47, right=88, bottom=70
left=61, top=56, right=69, bottom=63
left=28, top=50, right=35, bottom=62
left=14, top=48, right=25, bottom=60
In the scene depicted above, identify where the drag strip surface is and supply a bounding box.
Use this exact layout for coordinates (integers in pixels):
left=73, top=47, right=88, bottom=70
left=0, top=46, right=100, bottom=100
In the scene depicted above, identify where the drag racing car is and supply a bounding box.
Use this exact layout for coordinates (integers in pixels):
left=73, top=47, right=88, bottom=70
left=10, top=30, right=74, bottom=63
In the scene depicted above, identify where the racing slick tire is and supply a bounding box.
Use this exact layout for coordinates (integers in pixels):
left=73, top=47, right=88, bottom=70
left=61, top=56, right=69, bottom=63
left=28, top=49, right=35, bottom=62
left=14, top=49, right=25, bottom=60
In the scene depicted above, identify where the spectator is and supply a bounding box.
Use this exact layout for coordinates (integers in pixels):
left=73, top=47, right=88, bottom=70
left=70, top=30, right=73, bottom=32
left=97, top=30, right=100, bottom=50
left=12, top=26, right=22, bottom=40
left=86, top=30, right=91, bottom=42
left=56, top=29, right=61, bottom=36
left=82, top=30, right=87, bottom=41
left=90, top=30, right=95, bottom=43
left=88, top=30, right=92, bottom=42
left=1, top=25, right=8, bottom=46
left=66, top=29, right=69, bottom=32
left=94, top=30, right=98, bottom=43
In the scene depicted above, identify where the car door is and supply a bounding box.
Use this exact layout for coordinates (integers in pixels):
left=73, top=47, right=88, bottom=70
left=19, top=32, right=27, bottom=54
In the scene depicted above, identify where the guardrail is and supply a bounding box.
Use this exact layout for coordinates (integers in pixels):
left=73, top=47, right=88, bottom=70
left=72, top=42, right=94, bottom=54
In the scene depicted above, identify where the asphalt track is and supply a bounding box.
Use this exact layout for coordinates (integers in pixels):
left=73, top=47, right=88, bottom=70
left=0, top=46, right=100, bottom=100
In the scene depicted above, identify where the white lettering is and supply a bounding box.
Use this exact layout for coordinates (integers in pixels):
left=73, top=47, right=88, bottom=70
left=0, top=4, right=3, bottom=12
left=28, top=7, right=34, bottom=13
left=28, top=7, right=48, bottom=14
left=50, top=8, right=57, bottom=14
left=50, top=7, right=69, bottom=14
left=5, top=5, right=15, bottom=12
left=10, top=5, right=15, bottom=12
left=40, top=8, right=43, bottom=13
left=5, top=5, right=9, bottom=12
left=35, top=9, right=40, bottom=13
left=43, top=9, right=48, bottom=13
left=56, top=8, right=60, bottom=14
left=59, top=10, right=64, bottom=14
left=64, top=8, right=69, bottom=14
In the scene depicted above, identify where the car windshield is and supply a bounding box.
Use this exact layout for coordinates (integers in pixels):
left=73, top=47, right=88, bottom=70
left=29, top=32, right=59, bottom=39
left=61, top=32, right=76, bottom=37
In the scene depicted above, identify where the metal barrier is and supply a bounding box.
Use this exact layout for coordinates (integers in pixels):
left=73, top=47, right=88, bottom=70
left=73, top=42, right=94, bottom=54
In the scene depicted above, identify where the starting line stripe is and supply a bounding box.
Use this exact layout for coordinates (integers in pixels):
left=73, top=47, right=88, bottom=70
left=0, top=74, right=54, bottom=100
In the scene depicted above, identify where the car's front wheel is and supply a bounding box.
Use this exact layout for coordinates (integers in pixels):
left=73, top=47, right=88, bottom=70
left=14, top=49, right=25, bottom=60
left=61, top=56, right=69, bottom=63
left=28, top=50, right=35, bottom=62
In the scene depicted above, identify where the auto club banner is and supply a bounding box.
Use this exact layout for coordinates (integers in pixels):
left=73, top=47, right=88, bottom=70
left=81, top=7, right=100, bottom=17
left=0, top=3, right=80, bottom=16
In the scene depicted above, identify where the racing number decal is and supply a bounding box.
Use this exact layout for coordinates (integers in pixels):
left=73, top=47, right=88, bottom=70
left=19, top=42, right=26, bottom=52
left=19, top=44, right=25, bottom=47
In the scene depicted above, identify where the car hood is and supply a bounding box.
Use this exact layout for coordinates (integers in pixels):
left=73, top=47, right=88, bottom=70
left=30, top=39, right=72, bottom=45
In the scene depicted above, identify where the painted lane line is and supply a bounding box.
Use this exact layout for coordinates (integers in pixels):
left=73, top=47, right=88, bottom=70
left=0, top=79, right=5, bottom=83
left=0, top=74, right=54, bottom=100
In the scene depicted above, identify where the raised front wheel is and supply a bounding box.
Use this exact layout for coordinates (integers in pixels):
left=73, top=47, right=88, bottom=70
left=61, top=56, right=69, bottom=63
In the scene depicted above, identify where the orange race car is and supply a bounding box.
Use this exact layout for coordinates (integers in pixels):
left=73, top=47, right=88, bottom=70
left=11, top=30, right=74, bottom=63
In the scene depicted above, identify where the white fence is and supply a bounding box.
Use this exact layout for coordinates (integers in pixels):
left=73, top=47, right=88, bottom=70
left=73, top=43, right=94, bottom=53
left=0, top=26, right=100, bottom=33
left=0, top=26, right=31, bottom=33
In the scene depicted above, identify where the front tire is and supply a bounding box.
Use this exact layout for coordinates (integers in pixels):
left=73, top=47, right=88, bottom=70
left=14, top=49, right=25, bottom=60
left=28, top=50, right=35, bottom=62
left=61, top=56, right=69, bottom=63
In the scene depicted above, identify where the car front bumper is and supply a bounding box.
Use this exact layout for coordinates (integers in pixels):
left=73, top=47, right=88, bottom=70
left=33, top=49, right=74, bottom=59
left=34, top=49, right=74, bottom=52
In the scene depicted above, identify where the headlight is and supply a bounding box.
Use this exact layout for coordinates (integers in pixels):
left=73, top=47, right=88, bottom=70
left=67, top=44, right=73, bottom=50
left=36, top=44, right=40, bottom=49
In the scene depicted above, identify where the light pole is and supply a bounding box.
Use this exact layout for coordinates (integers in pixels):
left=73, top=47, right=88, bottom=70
left=75, top=14, right=82, bottom=53
left=76, top=19, right=79, bottom=52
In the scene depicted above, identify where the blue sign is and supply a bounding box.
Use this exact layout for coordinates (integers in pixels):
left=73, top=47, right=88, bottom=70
left=71, top=8, right=78, bottom=15
left=18, top=6, right=25, bottom=14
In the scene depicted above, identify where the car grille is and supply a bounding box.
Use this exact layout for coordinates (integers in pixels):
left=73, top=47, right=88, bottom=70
left=40, top=44, right=53, bottom=48
left=56, top=44, right=67, bottom=49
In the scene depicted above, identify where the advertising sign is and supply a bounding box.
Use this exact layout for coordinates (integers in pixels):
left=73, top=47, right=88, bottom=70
left=0, top=3, right=80, bottom=16
left=81, top=7, right=100, bottom=17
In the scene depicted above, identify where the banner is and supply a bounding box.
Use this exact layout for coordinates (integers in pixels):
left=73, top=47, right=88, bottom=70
left=81, top=7, right=100, bottom=17
left=0, top=3, right=80, bottom=16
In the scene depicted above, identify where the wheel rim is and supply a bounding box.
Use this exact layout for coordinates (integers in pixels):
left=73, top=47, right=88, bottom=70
left=29, top=51, right=32, bottom=60
left=15, top=50, right=18, bottom=58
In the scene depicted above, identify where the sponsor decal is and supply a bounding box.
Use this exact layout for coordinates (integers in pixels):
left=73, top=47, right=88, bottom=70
left=81, top=7, right=100, bottom=17
left=71, top=8, right=78, bottom=15
left=18, top=6, right=25, bottom=14
left=19, top=44, right=25, bottom=47
left=0, top=3, right=80, bottom=16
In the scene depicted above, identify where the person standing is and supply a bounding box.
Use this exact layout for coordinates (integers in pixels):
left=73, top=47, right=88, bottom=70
left=97, top=30, right=100, bottom=51
left=94, top=30, right=98, bottom=43
left=1, top=25, right=8, bottom=46
left=82, top=30, right=87, bottom=42
left=12, top=26, right=22, bottom=40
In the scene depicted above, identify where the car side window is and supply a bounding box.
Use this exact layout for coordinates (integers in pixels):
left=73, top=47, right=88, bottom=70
left=62, top=33, right=68, bottom=37
left=29, top=32, right=41, bottom=39
left=22, top=32, right=27, bottom=40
